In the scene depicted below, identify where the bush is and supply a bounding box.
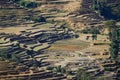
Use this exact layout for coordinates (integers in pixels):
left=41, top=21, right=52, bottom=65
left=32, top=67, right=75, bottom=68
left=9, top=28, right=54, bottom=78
left=53, top=65, right=67, bottom=74
left=46, top=66, right=54, bottom=70
left=34, top=16, right=46, bottom=22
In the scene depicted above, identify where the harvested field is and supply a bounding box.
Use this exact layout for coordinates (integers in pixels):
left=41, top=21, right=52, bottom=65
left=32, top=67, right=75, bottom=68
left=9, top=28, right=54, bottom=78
left=0, top=9, right=27, bottom=15
left=48, top=39, right=89, bottom=51
left=0, top=26, right=30, bottom=34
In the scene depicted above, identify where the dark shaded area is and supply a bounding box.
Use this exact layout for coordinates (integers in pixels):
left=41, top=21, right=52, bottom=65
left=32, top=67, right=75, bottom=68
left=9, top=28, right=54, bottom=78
left=92, top=0, right=120, bottom=20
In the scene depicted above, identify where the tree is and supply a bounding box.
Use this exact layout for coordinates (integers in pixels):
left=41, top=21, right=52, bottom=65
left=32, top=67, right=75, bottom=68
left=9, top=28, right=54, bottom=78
left=92, top=34, right=97, bottom=40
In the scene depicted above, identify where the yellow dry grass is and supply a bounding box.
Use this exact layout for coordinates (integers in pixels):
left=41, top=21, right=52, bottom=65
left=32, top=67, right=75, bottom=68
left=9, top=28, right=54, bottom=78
left=0, top=26, right=30, bottom=34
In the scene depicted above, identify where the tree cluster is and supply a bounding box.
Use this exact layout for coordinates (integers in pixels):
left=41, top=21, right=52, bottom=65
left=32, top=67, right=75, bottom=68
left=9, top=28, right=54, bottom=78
left=109, top=29, right=120, bottom=61
left=105, top=20, right=120, bottom=61
left=92, top=0, right=120, bottom=20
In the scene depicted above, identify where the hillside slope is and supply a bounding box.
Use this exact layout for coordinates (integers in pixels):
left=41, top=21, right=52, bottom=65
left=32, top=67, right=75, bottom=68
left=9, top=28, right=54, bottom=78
left=0, top=0, right=120, bottom=80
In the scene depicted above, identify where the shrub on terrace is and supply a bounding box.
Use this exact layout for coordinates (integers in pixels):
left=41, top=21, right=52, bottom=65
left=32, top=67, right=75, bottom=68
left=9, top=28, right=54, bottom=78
left=34, top=16, right=46, bottom=22
left=81, top=28, right=100, bottom=34
left=19, top=0, right=40, bottom=8
left=53, top=65, right=66, bottom=74
left=74, top=68, right=93, bottom=80
left=53, top=66, right=75, bottom=76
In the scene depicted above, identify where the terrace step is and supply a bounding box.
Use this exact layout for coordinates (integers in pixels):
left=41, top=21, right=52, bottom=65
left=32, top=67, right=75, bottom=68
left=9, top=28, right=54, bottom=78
left=33, top=43, right=50, bottom=52
left=0, top=70, right=66, bottom=80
